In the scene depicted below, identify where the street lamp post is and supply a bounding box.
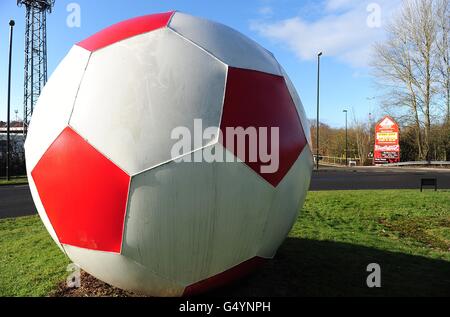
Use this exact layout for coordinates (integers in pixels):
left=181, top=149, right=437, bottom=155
left=6, top=20, right=15, bottom=181
left=343, top=109, right=348, bottom=166
left=316, top=52, right=323, bottom=170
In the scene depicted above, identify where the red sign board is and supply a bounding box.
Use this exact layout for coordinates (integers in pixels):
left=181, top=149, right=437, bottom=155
left=374, top=116, right=400, bottom=164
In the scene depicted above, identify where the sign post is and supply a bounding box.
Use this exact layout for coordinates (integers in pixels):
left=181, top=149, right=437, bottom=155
left=374, top=116, right=400, bottom=165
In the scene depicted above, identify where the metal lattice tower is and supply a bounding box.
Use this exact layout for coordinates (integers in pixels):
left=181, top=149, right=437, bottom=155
left=17, top=0, right=54, bottom=132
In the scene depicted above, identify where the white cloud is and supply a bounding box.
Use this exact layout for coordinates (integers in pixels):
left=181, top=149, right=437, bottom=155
left=258, top=6, right=273, bottom=17
left=251, top=0, right=402, bottom=68
left=325, top=0, right=360, bottom=11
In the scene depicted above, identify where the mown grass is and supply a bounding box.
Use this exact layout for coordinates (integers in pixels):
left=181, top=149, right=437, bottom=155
left=293, top=190, right=450, bottom=260
left=0, top=189, right=449, bottom=297
left=219, top=190, right=450, bottom=296
left=0, top=177, right=28, bottom=185
left=0, top=216, right=70, bottom=296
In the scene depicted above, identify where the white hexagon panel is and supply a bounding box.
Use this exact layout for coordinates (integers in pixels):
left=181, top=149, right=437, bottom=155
left=25, top=11, right=313, bottom=297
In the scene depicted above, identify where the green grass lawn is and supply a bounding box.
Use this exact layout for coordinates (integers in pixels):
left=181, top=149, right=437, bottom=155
left=0, top=216, right=70, bottom=296
left=295, top=189, right=450, bottom=260
left=1, top=189, right=449, bottom=297
left=0, top=177, right=28, bottom=185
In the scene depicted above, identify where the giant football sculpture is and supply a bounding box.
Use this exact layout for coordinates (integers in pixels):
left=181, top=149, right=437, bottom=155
left=25, top=12, right=313, bottom=296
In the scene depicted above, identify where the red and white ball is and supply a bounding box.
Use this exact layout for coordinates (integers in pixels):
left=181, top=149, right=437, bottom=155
left=25, top=11, right=313, bottom=296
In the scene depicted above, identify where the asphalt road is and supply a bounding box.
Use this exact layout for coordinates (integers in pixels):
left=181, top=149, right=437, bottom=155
left=0, top=184, right=37, bottom=219
left=0, top=166, right=449, bottom=219
left=310, top=166, right=450, bottom=191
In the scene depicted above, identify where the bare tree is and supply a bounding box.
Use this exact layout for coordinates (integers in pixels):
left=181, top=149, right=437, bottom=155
left=435, top=0, right=450, bottom=161
left=436, top=0, right=450, bottom=122
left=372, top=6, right=423, bottom=159
left=352, top=110, right=371, bottom=165
left=372, top=0, right=447, bottom=161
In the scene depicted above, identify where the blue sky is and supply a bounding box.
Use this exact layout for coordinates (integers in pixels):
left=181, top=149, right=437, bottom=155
left=0, top=0, right=402, bottom=127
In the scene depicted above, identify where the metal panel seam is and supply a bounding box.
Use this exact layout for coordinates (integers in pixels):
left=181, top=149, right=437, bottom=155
left=68, top=48, right=92, bottom=126
left=119, top=176, right=132, bottom=254
left=282, top=75, right=307, bottom=137
left=67, top=124, right=131, bottom=175
left=131, top=141, right=221, bottom=177
left=78, top=12, right=175, bottom=54
left=255, top=146, right=310, bottom=257
left=166, top=26, right=229, bottom=68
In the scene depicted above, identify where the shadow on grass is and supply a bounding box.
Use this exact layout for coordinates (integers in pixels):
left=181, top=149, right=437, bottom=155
left=210, top=238, right=450, bottom=297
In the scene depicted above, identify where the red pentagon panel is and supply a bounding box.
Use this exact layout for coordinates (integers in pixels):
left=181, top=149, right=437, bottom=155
left=31, top=127, right=130, bottom=253
left=77, top=11, right=175, bottom=52
left=183, top=257, right=267, bottom=296
left=220, top=67, right=307, bottom=187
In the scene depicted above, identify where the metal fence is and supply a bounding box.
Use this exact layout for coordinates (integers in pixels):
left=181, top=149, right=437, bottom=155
left=384, top=161, right=450, bottom=167
left=314, top=155, right=362, bottom=167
